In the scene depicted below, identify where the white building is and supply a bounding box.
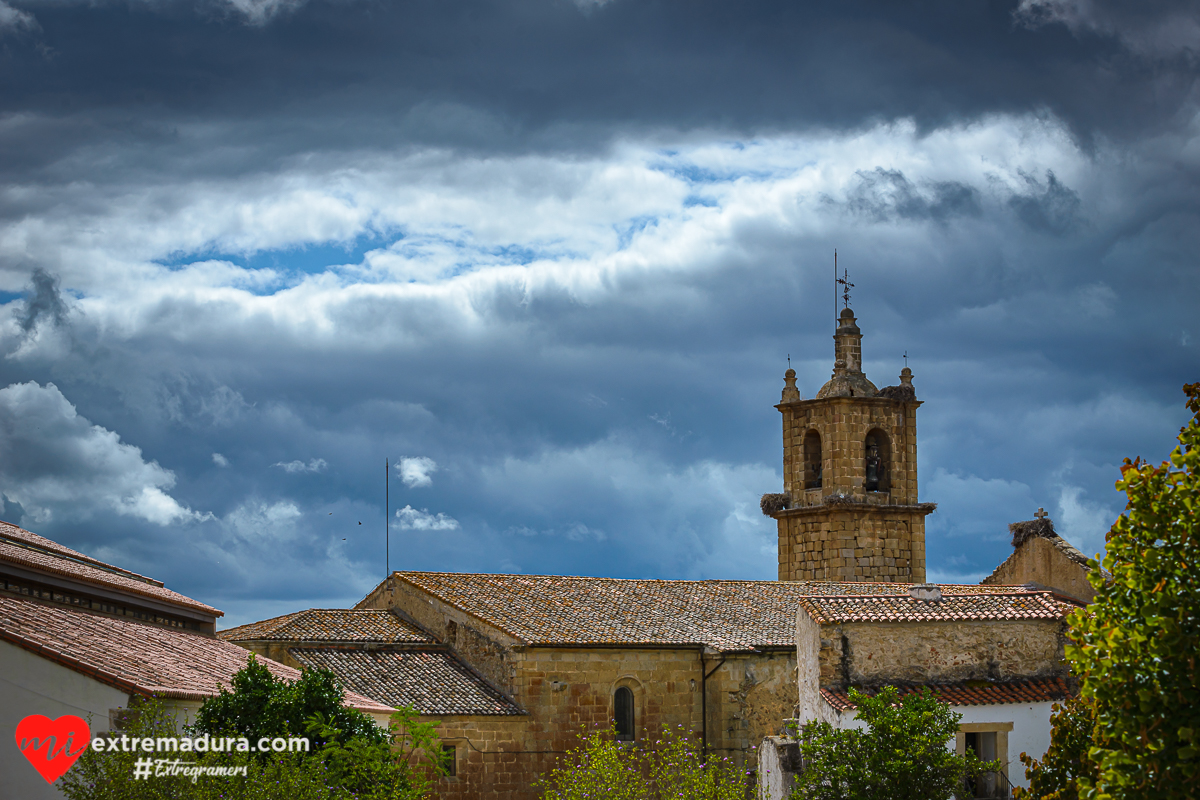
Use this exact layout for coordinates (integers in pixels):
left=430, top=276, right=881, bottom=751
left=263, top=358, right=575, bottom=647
left=760, top=582, right=1076, bottom=799
left=0, top=520, right=392, bottom=800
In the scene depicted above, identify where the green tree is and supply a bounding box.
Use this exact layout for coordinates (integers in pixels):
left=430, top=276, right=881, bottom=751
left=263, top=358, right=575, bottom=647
left=192, top=654, right=384, bottom=749
left=791, top=686, right=998, bottom=800
left=59, top=658, right=445, bottom=800
left=1014, top=696, right=1098, bottom=800
left=1063, top=382, right=1200, bottom=799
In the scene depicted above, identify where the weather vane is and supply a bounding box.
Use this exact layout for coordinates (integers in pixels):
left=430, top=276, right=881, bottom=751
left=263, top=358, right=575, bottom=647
left=836, top=268, right=854, bottom=309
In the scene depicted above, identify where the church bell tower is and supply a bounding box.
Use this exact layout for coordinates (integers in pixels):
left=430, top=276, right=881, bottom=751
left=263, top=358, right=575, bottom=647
left=765, top=306, right=934, bottom=583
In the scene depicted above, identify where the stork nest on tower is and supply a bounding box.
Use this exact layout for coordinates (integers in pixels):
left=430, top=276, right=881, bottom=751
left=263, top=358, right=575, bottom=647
left=760, top=493, right=791, bottom=516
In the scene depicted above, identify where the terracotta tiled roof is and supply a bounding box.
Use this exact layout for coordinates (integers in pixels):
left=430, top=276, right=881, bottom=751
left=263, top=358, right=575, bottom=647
left=219, top=609, right=433, bottom=644
left=291, top=648, right=523, bottom=717
left=797, top=592, right=1065, bottom=624
left=820, top=677, right=1073, bottom=711
left=390, top=573, right=1058, bottom=652
left=0, top=595, right=391, bottom=714
left=0, top=521, right=220, bottom=617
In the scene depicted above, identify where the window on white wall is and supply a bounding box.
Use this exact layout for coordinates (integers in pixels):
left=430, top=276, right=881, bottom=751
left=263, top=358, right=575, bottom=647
left=957, top=723, right=1012, bottom=799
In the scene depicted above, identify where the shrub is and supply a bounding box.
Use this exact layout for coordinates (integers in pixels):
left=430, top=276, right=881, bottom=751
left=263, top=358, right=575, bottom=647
left=790, top=686, right=999, bottom=800
left=536, top=724, right=752, bottom=800
left=1059, top=383, right=1200, bottom=799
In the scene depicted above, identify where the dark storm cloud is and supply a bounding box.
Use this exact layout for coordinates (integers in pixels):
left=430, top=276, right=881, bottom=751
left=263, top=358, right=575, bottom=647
left=843, top=168, right=983, bottom=223
left=17, top=267, right=67, bottom=332
left=0, top=0, right=1195, bottom=625
left=0, top=0, right=1196, bottom=183
left=1007, top=170, right=1083, bottom=234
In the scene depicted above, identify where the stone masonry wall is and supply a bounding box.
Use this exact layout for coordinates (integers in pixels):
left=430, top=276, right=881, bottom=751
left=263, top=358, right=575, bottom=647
left=777, top=507, right=926, bottom=583
left=359, top=578, right=520, bottom=696
left=813, top=620, right=1068, bottom=689
left=365, top=579, right=798, bottom=799
left=420, top=647, right=795, bottom=800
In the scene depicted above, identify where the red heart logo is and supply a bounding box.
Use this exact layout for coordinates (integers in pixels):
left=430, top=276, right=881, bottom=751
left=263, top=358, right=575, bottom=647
left=14, top=714, right=91, bottom=784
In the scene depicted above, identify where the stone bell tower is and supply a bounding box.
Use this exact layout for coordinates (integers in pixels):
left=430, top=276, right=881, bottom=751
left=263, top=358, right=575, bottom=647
left=764, top=307, right=935, bottom=583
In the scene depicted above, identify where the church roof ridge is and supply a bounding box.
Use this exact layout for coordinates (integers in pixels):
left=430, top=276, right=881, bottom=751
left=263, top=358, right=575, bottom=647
left=390, top=572, right=1062, bottom=652
left=219, top=607, right=432, bottom=644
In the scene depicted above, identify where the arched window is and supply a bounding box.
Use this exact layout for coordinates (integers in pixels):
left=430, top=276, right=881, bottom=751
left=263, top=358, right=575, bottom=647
left=864, top=429, right=891, bottom=492
left=614, top=687, right=634, bottom=741
left=804, top=430, right=822, bottom=489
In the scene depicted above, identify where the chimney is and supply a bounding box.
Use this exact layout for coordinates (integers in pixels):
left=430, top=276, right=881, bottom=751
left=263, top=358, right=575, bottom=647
left=909, top=583, right=942, bottom=602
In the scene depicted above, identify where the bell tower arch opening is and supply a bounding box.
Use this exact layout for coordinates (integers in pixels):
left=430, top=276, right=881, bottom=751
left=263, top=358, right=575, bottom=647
left=864, top=429, right=891, bottom=493
left=804, top=430, right=822, bottom=489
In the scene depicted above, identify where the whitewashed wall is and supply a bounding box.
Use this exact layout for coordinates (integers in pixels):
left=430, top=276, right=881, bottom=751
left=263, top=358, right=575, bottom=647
left=0, top=641, right=204, bottom=800
left=1, top=640, right=131, bottom=800
left=955, top=700, right=1055, bottom=790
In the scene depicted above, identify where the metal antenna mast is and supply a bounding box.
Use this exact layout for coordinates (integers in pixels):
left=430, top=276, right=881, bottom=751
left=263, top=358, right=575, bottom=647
left=833, top=250, right=837, bottom=329
left=385, top=458, right=389, bottom=578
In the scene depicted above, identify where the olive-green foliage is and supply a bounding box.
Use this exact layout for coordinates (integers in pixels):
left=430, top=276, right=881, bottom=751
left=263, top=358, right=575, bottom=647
left=536, top=724, right=751, bottom=800
left=1061, top=383, right=1200, bottom=800
left=193, top=655, right=384, bottom=749
left=790, top=686, right=999, bottom=800
left=59, top=657, right=444, bottom=800
left=58, top=698, right=350, bottom=800
left=1014, top=696, right=1097, bottom=800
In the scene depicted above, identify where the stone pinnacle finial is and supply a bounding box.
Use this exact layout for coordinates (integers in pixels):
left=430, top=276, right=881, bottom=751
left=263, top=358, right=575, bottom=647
left=900, top=367, right=913, bottom=386
left=781, top=368, right=800, bottom=402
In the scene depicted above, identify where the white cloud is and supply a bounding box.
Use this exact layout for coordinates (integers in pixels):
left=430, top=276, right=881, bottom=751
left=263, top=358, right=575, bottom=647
left=217, top=0, right=305, bottom=24
left=212, top=452, right=229, bottom=467
left=394, top=505, right=459, bottom=530
left=0, top=1, right=36, bottom=32
left=0, top=113, right=1102, bottom=356
left=925, top=468, right=1037, bottom=540
left=225, top=499, right=303, bottom=539
left=1056, top=485, right=1114, bottom=560
left=273, top=458, right=327, bottom=473
left=397, top=456, right=438, bottom=488
left=0, top=381, right=203, bottom=525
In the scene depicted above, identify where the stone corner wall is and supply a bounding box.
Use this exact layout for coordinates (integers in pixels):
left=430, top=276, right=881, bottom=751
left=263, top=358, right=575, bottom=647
left=757, top=736, right=802, bottom=800
left=982, top=537, right=1095, bottom=603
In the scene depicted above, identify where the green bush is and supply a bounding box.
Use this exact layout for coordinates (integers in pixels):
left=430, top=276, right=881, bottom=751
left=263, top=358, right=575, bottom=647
left=790, top=686, right=999, bottom=800
left=1055, top=383, right=1200, bottom=799
left=536, top=724, right=752, bottom=800
left=194, top=654, right=385, bottom=749
left=59, top=657, right=443, bottom=800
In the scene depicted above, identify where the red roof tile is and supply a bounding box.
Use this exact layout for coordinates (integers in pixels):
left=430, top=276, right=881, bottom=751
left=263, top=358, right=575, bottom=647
left=797, top=592, right=1065, bottom=624
left=0, top=595, right=391, bottom=714
left=219, top=609, right=433, bottom=644
left=290, top=648, right=523, bottom=717
left=820, top=678, right=1073, bottom=711
left=390, top=573, right=1060, bottom=652
left=0, top=521, right=219, bottom=617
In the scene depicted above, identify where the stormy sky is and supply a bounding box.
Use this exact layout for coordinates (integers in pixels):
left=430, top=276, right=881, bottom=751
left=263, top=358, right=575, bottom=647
left=0, top=0, right=1196, bottom=627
